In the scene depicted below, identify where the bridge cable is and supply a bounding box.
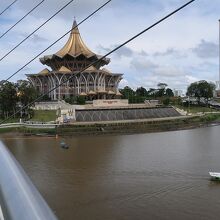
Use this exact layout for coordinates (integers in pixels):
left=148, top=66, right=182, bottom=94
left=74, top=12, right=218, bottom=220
left=0, top=0, right=74, bottom=62
left=0, top=0, right=18, bottom=17
left=0, top=0, right=196, bottom=125
left=0, top=0, right=112, bottom=84
left=0, top=0, right=45, bottom=39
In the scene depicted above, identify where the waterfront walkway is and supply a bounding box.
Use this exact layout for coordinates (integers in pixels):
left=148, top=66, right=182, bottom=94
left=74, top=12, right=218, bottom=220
left=0, top=122, right=56, bottom=129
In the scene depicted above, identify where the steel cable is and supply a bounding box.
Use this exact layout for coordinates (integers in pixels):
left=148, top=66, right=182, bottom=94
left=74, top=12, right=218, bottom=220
left=0, top=0, right=196, bottom=124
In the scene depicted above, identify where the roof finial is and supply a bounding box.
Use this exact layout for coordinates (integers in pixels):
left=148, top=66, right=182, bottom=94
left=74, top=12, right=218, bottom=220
left=71, top=18, right=78, bottom=34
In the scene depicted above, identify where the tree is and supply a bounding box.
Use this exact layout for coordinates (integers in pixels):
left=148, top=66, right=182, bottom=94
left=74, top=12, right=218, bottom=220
left=120, top=86, right=135, bottom=99
left=155, top=88, right=165, bottom=97
left=17, top=80, right=38, bottom=117
left=40, top=94, right=51, bottom=101
left=136, top=87, right=148, bottom=97
left=77, top=96, right=86, bottom=105
left=0, top=82, right=17, bottom=118
left=163, top=98, right=170, bottom=106
left=165, top=88, right=174, bottom=97
left=187, top=80, right=216, bottom=105
left=157, top=82, right=168, bottom=89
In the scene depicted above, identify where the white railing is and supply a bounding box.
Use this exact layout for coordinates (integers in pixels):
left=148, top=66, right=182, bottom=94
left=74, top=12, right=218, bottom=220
left=0, top=142, right=58, bottom=220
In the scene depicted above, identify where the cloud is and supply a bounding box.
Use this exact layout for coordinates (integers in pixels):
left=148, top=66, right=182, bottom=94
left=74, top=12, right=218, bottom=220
left=153, top=48, right=186, bottom=58
left=185, top=75, right=200, bottom=84
left=130, top=59, right=158, bottom=72
left=119, top=79, right=129, bottom=88
left=138, top=50, right=148, bottom=56
left=130, top=57, right=185, bottom=77
left=31, top=34, right=48, bottom=43
left=153, top=66, right=186, bottom=78
left=192, top=39, right=218, bottom=59
left=0, top=0, right=220, bottom=93
left=2, top=0, right=112, bottom=18
left=97, top=44, right=134, bottom=58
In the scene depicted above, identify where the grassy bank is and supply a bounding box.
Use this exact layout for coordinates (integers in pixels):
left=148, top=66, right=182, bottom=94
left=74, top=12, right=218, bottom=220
left=200, top=113, right=220, bottom=122
left=174, top=104, right=217, bottom=114
left=1, top=113, right=220, bottom=136
left=57, top=113, right=220, bottom=136
left=30, top=110, right=56, bottom=122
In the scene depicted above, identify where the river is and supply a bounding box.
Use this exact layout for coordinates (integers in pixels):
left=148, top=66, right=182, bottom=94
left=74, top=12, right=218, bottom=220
left=2, top=126, right=220, bottom=220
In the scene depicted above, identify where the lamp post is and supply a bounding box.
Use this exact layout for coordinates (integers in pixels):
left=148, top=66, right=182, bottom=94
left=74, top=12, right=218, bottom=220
left=16, top=90, right=22, bottom=121
left=219, top=19, right=220, bottom=90
left=188, top=96, right=190, bottom=114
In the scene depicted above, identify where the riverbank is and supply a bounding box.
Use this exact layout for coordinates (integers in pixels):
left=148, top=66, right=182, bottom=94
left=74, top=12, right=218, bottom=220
left=57, top=114, right=220, bottom=136
left=1, top=113, right=220, bottom=136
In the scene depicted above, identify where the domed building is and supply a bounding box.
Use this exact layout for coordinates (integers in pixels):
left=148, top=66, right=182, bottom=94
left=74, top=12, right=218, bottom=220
left=26, top=20, right=123, bottom=101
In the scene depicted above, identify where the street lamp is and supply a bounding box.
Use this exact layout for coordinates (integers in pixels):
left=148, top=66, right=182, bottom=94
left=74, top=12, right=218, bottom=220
left=219, top=19, right=220, bottom=90
left=188, top=96, right=190, bottom=114
left=16, top=91, right=22, bottom=121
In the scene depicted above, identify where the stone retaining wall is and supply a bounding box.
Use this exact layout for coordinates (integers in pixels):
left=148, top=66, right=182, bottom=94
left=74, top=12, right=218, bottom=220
left=75, top=107, right=181, bottom=122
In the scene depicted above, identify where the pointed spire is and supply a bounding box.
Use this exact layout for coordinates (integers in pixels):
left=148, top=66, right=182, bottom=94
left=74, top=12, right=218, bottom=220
left=71, top=18, right=79, bottom=35
left=55, top=19, right=95, bottom=58
left=40, top=18, right=110, bottom=69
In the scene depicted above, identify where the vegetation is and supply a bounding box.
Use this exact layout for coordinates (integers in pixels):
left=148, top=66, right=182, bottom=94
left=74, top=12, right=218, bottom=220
left=0, top=78, right=217, bottom=127
left=0, top=80, right=38, bottom=120
left=17, top=80, right=38, bottom=107
left=77, top=96, right=86, bottom=105
left=31, top=110, right=57, bottom=122
left=187, top=80, right=216, bottom=105
left=157, top=82, right=168, bottom=89
left=174, top=104, right=215, bottom=113
left=0, top=82, right=18, bottom=118
left=57, top=113, right=220, bottom=135
left=119, top=83, right=174, bottom=104
left=200, top=113, right=220, bottom=122
left=65, top=96, right=86, bottom=105
left=65, top=96, right=77, bottom=104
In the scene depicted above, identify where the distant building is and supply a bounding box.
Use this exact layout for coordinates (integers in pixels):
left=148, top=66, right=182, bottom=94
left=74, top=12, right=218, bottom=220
left=26, top=20, right=123, bottom=100
left=214, top=81, right=220, bottom=97
left=173, top=89, right=183, bottom=97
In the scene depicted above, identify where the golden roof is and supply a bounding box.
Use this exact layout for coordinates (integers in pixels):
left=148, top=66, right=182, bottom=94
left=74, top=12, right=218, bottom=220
left=88, top=90, right=97, bottom=95
left=108, top=90, right=116, bottom=95
left=85, top=65, right=97, bottom=72
left=55, top=20, right=95, bottom=58
left=79, top=92, right=87, bottom=96
left=116, top=91, right=122, bottom=96
left=39, top=68, right=50, bottom=75
left=39, top=19, right=110, bottom=69
left=58, top=66, right=71, bottom=73
left=102, top=68, right=112, bottom=74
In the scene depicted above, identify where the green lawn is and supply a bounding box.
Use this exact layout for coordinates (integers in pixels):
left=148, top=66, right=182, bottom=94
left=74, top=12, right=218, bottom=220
left=0, top=118, right=20, bottom=123
left=174, top=104, right=218, bottom=113
left=31, top=110, right=57, bottom=122
left=213, top=98, right=220, bottom=103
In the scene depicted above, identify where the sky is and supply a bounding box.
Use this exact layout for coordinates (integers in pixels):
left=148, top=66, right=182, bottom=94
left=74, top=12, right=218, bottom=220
left=0, top=0, right=219, bottom=93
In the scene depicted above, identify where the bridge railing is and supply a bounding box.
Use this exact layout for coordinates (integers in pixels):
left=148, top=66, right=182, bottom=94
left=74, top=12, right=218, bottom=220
left=0, top=141, right=58, bottom=220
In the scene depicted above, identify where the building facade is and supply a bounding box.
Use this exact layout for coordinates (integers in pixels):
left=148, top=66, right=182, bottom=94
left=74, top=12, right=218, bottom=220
left=26, top=20, right=123, bottom=100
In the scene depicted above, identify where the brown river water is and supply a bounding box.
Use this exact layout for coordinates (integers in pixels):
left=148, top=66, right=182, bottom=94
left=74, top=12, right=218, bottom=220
left=2, top=126, right=220, bottom=220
